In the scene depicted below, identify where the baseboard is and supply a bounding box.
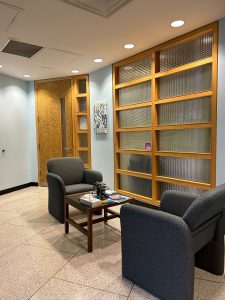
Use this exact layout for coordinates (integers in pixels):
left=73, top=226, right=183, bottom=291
left=0, top=182, right=39, bottom=196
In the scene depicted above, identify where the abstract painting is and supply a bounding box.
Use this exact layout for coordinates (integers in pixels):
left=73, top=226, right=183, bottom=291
left=94, top=102, right=107, bottom=134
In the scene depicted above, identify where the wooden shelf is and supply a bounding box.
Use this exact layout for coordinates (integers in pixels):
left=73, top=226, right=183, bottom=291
left=76, top=93, right=87, bottom=98
left=114, top=75, right=152, bottom=90
left=116, top=169, right=152, bottom=180
left=155, top=123, right=211, bottom=130
left=155, top=57, right=212, bottom=79
left=156, top=176, right=210, bottom=190
left=76, top=112, right=87, bottom=116
left=116, top=127, right=152, bottom=132
left=115, top=101, right=152, bottom=111
left=116, top=149, right=152, bottom=155
left=155, top=151, right=211, bottom=159
left=155, top=90, right=212, bottom=105
left=77, top=130, right=88, bottom=133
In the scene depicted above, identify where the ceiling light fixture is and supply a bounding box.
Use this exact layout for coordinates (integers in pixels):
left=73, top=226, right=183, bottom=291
left=171, top=20, right=184, bottom=28
left=72, top=69, right=79, bottom=73
left=94, top=58, right=103, bottom=63
left=124, top=43, right=135, bottom=49
left=24, top=74, right=31, bottom=78
left=0, top=65, right=3, bottom=68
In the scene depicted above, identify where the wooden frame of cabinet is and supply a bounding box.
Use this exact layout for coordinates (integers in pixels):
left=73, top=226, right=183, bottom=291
left=113, top=22, right=218, bottom=205
left=73, top=74, right=91, bottom=168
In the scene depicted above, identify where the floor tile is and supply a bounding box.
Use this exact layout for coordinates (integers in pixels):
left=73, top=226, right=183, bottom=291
left=194, top=278, right=225, bottom=300
left=0, top=244, right=73, bottom=300
left=128, top=285, right=160, bottom=300
left=55, top=241, right=133, bottom=296
left=25, top=221, right=121, bottom=254
left=195, top=266, right=225, bottom=283
left=30, top=278, right=127, bottom=300
left=7, top=206, right=56, bottom=229
left=0, top=210, right=19, bottom=224
left=0, top=223, right=42, bottom=256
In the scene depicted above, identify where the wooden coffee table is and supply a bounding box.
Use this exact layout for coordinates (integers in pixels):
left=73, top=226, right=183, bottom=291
left=64, top=192, right=135, bottom=252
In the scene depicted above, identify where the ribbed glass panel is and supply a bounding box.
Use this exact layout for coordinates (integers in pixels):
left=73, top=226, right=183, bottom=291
left=159, top=182, right=206, bottom=199
left=78, top=79, right=86, bottom=94
left=158, top=157, right=210, bottom=183
left=159, top=65, right=212, bottom=99
left=118, top=81, right=151, bottom=106
left=79, top=134, right=88, bottom=147
left=120, top=154, right=152, bottom=174
left=119, top=107, right=151, bottom=128
left=79, top=116, right=87, bottom=130
left=79, top=151, right=88, bottom=164
left=158, top=97, right=211, bottom=125
left=118, top=56, right=152, bottom=83
left=160, top=32, right=213, bottom=72
left=158, top=128, right=210, bottom=153
left=120, top=174, right=152, bottom=197
left=120, top=131, right=152, bottom=150
left=77, top=98, right=87, bottom=112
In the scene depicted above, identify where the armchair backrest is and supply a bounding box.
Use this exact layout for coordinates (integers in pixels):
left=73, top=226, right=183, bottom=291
left=183, top=183, right=225, bottom=231
left=47, top=157, right=84, bottom=185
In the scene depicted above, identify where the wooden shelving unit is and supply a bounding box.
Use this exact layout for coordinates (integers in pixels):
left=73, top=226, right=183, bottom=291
left=113, top=22, right=218, bottom=205
left=73, top=75, right=91, bottom=168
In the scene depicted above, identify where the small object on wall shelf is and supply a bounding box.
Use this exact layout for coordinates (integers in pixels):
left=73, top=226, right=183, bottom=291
left=94, top=101, right=107, bottom=134
left=145, top=142, right=152, bottom=151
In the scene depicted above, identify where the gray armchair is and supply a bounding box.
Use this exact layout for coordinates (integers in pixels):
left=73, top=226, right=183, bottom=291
left=47, top=157, right=102, bottom=223
left=121, top=184, right=225, bottom=300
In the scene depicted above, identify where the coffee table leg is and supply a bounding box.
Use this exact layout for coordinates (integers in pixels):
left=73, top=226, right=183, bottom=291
left=104, top=208, right=107, bottom=223
left=65, top=201, right=69, bottom=234
left=87, top=209, right=93, bottom=252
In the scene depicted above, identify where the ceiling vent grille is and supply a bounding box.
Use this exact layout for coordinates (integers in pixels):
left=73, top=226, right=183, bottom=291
left=2, top=40, right=43, bottom=58
left=59, top=0, right=132, bottom=18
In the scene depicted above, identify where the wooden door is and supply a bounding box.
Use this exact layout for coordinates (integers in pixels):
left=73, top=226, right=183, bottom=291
left=36, top=78, right=74, bottom=185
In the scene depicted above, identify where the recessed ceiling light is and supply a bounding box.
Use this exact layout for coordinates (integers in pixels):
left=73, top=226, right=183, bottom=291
left=0, top=65, right=3, bottom=68
left=24, top=74, right=31, bottom=78
left=124, top=43, right=135, bottom=49
left=72, top=69, right=79, bottom=73
left=94, top=58, right=103, bottom=63
left=171, top=20, right=184, bottom=28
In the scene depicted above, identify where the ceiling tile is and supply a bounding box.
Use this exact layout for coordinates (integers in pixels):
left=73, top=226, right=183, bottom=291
left=31, top=48, right=81, bottom=68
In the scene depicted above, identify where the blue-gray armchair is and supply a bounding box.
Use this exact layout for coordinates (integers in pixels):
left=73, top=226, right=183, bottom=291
left=121, top=184, right=225, bottom=300
left=47, top=157, right=102, bottom=223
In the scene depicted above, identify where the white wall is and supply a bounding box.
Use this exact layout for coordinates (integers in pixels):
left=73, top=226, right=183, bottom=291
left=89, top=65, right=114, bottom=189
left=0, top=74, right=37, bottom=190
left=216, top=17, right=225, bottom=185
left=28, top=81, right=38, bottom=182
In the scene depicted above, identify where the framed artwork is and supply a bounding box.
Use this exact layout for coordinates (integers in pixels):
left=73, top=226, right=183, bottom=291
left=94, top=101, right=107, bottom=134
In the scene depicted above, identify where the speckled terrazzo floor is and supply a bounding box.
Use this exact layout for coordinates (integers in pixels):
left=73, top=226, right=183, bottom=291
left=0, top=187, right=224, bottom=300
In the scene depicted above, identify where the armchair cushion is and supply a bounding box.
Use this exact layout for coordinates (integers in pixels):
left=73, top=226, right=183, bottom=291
left=83, top=169, right=102, bottom=185
left=47, top=157, right=84, bottom=185
left=160, top=190, right=198, bottom=217
left=65, top=183, right=93, bottom=195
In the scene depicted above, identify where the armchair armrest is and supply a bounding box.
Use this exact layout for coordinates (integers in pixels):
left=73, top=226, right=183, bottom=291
left=47, top=173, right=66, bottom=194
left=83, top=169, right=103, bottom=185
left=121, top=204, right=194, bottom=300
left=46, top=173, right=66, bottom=223
left=160, top=190, right=198, bottom=217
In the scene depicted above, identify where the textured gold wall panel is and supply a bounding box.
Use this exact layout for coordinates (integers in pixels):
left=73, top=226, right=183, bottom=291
left=36, top=79, right=73, bottom=185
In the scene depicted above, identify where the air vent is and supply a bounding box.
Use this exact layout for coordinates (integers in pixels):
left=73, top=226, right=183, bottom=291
left=2, top=40, right=43, bottom=58
left=60, top=0, right=132, bottom=18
